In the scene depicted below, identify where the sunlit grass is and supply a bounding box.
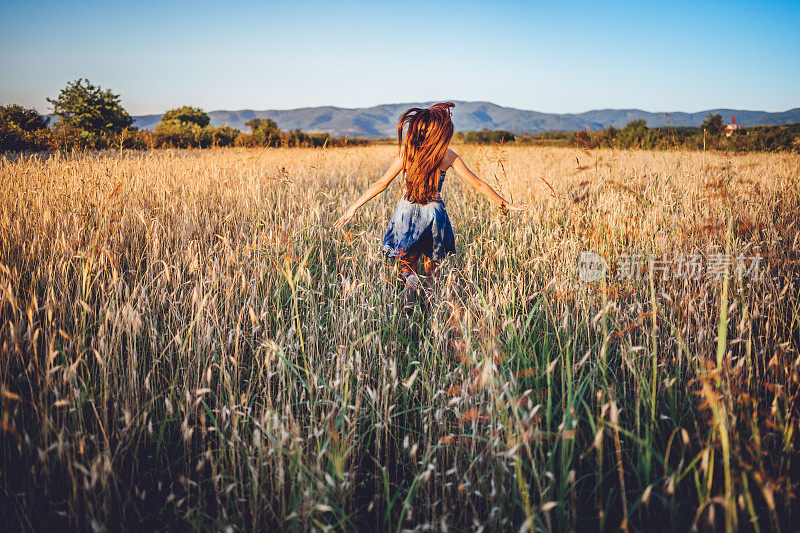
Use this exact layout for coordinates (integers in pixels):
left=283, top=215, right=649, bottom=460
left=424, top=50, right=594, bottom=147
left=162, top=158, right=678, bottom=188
left=1, top=145, right=798, bottom=531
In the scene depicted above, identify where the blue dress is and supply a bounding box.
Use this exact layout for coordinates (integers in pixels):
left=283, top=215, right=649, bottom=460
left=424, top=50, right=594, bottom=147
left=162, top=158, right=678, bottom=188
left=382, top=169, right=456, bottom=260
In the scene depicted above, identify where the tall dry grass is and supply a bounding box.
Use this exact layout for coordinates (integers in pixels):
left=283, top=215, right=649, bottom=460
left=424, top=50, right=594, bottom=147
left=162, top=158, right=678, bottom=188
left=1, top=145, right=798, bottom=531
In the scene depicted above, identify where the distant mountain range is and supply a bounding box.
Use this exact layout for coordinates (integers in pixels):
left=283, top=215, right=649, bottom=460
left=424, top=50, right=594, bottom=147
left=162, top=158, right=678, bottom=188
left=132, top=101, right=800, bottom=138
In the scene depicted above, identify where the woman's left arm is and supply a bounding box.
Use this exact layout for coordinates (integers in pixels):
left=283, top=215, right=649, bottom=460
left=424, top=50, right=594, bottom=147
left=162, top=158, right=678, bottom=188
left=334, top=155, right=403, bottom=228
left=450, top=153, right=532, bottom=211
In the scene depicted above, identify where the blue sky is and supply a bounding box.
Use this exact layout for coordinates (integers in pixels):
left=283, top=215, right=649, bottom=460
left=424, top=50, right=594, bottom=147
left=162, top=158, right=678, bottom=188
left=1, top=0, right=798, bottom=115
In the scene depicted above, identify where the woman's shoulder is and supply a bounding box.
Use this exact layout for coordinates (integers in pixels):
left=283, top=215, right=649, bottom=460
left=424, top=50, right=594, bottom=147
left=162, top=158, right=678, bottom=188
left=440, top=148, right=459, bottom=172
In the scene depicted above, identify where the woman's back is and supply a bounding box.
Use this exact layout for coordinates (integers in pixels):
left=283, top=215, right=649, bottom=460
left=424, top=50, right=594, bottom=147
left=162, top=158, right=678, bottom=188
left=405, top=168, right=447, bottom=203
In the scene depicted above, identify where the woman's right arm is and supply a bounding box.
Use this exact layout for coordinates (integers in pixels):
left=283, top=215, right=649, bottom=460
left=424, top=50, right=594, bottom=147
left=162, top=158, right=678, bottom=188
left=334, top=155, right=404, bottom=228
left=450, top=152, right=530, bottom=211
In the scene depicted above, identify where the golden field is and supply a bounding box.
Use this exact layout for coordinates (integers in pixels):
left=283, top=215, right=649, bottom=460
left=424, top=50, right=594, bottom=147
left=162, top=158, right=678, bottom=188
left=1, top=145, right=798, bottom=531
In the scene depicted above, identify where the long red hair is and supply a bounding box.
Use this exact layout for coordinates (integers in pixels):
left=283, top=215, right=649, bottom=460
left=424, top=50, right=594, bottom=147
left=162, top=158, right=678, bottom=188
left=397, top=102, right=455, bottom=203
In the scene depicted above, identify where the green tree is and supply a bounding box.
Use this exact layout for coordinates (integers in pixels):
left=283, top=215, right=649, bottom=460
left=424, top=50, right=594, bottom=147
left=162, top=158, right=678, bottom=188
left=154, top=107, right=214, bottom=148
left=211, top=126, right=240, bottom=147
left=244, top=118, right=263, bottom=131
left=0, top=104, right=50, bottom=131
left=603, top=125, right=618, bottom=146
left=617, top=119, right=649, bottom=148
left=624, top=119, right=647, bottom=135
left=162, top=106, right=210, bottom=127
left=461, top=129, right=516, bottom=145
left=47, top=79, right=133, bottom=147
left=246, top=117, right=279, bottom=133
left=247, top=117, right=282, bottom=146
left=701, top=113, right=724, bottom=136
left=154, top=120, right=209, bottom=148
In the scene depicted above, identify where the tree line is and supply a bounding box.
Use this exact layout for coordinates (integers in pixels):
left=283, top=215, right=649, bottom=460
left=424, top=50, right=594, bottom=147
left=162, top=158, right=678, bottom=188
left=0, top=78, right=366, bottom=152
left=3, top=78, right=797, bottom=153
left=456, top=115, right=799, bottom=152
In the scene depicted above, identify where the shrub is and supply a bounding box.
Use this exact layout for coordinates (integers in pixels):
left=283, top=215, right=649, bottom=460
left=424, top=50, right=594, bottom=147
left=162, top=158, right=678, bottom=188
left=0, top=105, right=52, bottom=151
left=0, top=104, right=50, bottom=132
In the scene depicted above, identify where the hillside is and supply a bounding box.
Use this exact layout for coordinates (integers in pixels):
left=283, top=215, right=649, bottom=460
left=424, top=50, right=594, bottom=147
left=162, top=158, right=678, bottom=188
left=133, top=101, right=800, bottom=138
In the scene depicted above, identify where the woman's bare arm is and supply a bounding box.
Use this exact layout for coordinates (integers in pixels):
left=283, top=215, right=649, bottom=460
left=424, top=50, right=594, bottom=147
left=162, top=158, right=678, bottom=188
left=334, top=155, right=404, bottom=228
left=449, top=152, right=531, bottom=211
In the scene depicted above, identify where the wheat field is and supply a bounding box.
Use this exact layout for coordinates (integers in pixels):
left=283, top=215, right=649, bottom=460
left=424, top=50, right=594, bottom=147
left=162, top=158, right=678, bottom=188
left=1, top=145, right=798, bottom=531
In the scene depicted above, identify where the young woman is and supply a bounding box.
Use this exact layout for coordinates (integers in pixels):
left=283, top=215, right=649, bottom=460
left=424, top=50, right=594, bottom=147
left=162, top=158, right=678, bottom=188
left=334, top=102, right=530, bottom=306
